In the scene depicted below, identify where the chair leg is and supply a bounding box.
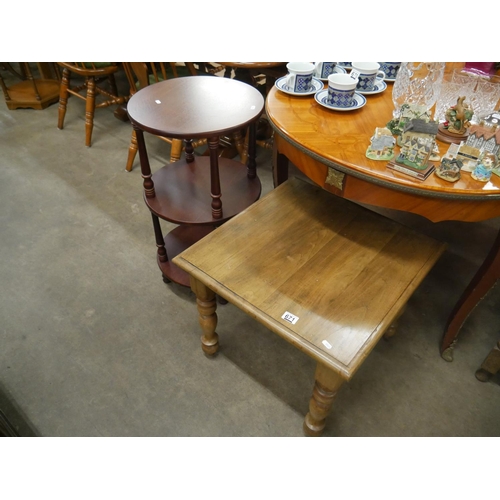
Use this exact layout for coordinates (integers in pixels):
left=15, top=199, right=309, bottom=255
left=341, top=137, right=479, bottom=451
left=126, top=129, right=138, bottom=172
left=84, top=77, right=96, bottom=147
left=57, top=68, right=70, bottom=130
left=107, top=72, right=118, bottom=97
left=169, top=139, right=183, bottom=163
left=475, top=341, right=500, bottom=382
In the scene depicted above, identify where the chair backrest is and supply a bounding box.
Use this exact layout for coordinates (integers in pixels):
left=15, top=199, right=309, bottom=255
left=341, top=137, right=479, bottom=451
left=57, top=62, right=121, bottom=77
left=123, top=63, right=198, bottom=96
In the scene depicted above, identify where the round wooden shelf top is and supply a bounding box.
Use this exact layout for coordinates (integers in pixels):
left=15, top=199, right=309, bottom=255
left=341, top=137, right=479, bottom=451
left=127, top=76, right=265, bottom=139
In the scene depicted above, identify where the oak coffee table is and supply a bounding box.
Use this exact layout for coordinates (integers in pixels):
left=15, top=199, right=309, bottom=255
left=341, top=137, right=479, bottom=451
left=173, top=178, right=445, bottom=436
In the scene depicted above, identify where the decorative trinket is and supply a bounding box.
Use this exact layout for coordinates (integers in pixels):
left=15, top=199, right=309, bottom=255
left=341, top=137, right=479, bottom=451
left=437, top=96, right=474, bottom=144
left=395, top=119, right=438, bottom=170
left=366, top=127, right=396, bottom=160
left=456, top=143, right=482, bottom=172
left=435, top=157, right=463, bottom=182
left=471, top=154, right=497, bottom=182
left=387, top=103, right=432, bottom=138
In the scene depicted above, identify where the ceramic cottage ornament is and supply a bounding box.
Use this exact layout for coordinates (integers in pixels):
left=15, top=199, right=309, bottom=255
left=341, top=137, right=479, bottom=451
left=366, top=127, right=396, bottom=160
left=396, top=119, right=438, bottom=170
left=435, top=157, right=463, bottom=182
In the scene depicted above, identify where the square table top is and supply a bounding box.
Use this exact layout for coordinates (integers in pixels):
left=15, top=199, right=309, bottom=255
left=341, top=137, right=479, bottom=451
left=173, top=178, right=445, bottom=379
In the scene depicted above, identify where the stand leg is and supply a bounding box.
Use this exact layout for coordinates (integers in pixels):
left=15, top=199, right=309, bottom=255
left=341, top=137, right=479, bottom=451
left=441, top=228, right=500, bottom=361
left=303, top=362, right=344, bottom=437
left=189, top=276, right=219, bottom=356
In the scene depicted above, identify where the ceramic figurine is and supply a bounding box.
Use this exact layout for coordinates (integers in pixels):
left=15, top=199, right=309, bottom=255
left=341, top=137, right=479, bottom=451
left=444, top=96, right=474, bottom=136
left=435, top=157, right=463, bottom=182
left=471, top=154, right=496, bottom=182
left=396, top=119, right=439, bottom=170
left=387, top=103, right=432, bottom=138
left=366, top=127, right=396, bottom=160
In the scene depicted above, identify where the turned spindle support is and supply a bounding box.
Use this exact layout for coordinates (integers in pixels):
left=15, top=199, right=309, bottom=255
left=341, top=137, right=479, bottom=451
left=190, top=276, right=219, bottom=356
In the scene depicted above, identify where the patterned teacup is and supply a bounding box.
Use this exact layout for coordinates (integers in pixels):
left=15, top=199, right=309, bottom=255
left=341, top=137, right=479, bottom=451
left=327, top=73, right=358, bottom=108
left=350, top=62, right=386, bottom=91
left=314, top=62, right=336, bottom=80
left=378, top=62, right=401, bottom=80
left=284, top=62, right=315, bottom=93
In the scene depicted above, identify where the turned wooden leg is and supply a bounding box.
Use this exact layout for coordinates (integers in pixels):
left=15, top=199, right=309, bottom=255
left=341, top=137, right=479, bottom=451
left=57, top=67, right=70, bottom=130
left=126, top=129, right=138, bottom=172
left=232, top=128, right=247, bottom=164
left=170, top=139, right=183, bottom=163
left=151, top=213, right=167, bottom=265
left=304, top=362, right=344, bottom=437
left=189, top=276, right=219, bottom=356
left=84, top=77, right=96, bottom=147
left=475, top=340, right=500, bottom=382
left=384, top=305, right=407, bottom=340
left=441, top=228, right=500, bottom=362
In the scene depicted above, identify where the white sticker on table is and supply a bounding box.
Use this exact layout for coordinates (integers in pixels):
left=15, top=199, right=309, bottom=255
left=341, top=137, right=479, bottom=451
left=281, top=311, right=299, bottom=325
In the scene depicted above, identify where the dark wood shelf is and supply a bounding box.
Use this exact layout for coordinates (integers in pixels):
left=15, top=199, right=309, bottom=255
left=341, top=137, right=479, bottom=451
left=146, top=156, right=261, bottom=225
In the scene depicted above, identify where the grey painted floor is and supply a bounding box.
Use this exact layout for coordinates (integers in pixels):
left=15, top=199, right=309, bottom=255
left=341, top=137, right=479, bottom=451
left=1, top=68, right=499, bottom=438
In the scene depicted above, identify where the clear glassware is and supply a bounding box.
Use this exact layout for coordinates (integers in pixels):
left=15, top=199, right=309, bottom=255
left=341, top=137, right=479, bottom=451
left=469, top=76, right=500, bottom=122
left=435, top=70, right=500, bottom=124
left=434, top=70, right=477, bottom=123
left=392, top=62, right=446, bottom=119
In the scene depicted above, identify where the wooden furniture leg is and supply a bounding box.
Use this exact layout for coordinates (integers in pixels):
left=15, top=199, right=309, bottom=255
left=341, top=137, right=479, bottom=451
left=441, top=228, right=500, bottom=361
left=304, top=362, right=344, bottom=437
left=189, top=276, right=219, bottom=356
left=272, top=140, right=289, bottom=187
left=84, top=77, right=96, bottom=147
left=384, top=305, right=407, bottom=340
left=475, top=341, right=500, bottom=382
left=57, top=68, right=70, bottom=130
left=126, top=129, right=138, bottom=172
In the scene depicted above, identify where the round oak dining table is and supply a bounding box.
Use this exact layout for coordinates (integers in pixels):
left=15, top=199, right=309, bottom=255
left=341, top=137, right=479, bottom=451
left=265, top=76, right=500, bottom=362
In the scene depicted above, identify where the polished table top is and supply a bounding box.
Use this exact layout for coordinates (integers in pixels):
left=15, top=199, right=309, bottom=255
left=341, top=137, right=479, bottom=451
left=127, top=76, right=264, bottom=138
left=266, top=82, right=500, bottom=222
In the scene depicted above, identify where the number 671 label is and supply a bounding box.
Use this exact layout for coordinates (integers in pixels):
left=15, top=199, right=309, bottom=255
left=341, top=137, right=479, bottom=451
left=281, top=311, right=299, bottom=325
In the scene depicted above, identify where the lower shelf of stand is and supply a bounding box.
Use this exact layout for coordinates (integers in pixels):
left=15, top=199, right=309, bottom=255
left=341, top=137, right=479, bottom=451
left=158, top=224, right=215, bottom=286
left=145, top=156, right=261, bottom=225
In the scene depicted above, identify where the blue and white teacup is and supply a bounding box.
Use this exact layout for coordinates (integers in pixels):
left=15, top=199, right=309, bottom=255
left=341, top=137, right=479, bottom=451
left=378, top=62, right=401, bottom=80
left=284, top=62, right=315, bottom=93
left=327, top=73, right=358, bottom=108
left=350, top=62, right=385, bottom=91
left=314, top=62, right=336, bottom=80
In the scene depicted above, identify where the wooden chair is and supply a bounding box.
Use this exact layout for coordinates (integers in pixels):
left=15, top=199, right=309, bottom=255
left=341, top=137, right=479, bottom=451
left=57, top=62, right=127, bottom=147
left=123, top=63, right=208, bottom=172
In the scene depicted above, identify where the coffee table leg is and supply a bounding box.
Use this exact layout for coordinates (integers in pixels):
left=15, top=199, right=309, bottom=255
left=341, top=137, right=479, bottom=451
left=189, top=276, right=219, bottom=356
left=304, top=362, right=344, bottom=437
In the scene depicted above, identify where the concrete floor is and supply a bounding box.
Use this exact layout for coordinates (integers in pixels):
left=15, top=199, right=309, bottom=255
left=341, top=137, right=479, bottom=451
left=1, top=68, right=499, bottom=437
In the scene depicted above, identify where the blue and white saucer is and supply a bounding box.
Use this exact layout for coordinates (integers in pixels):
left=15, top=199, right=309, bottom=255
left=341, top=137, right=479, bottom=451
left=314, top=89, right=366, bottom=111
left=357, top=80, right=387, bottom=95
left=337, top=62, right=352, bottom=69
left=317, top=65, right=346, bottom=81
left=275, top=76, right=323, bottom=96
left=384, top=77, right=397, bottom=83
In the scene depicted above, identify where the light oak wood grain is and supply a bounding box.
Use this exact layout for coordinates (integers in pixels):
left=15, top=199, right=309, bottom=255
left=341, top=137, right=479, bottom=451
left=174, top=178, right=445, bottom=379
